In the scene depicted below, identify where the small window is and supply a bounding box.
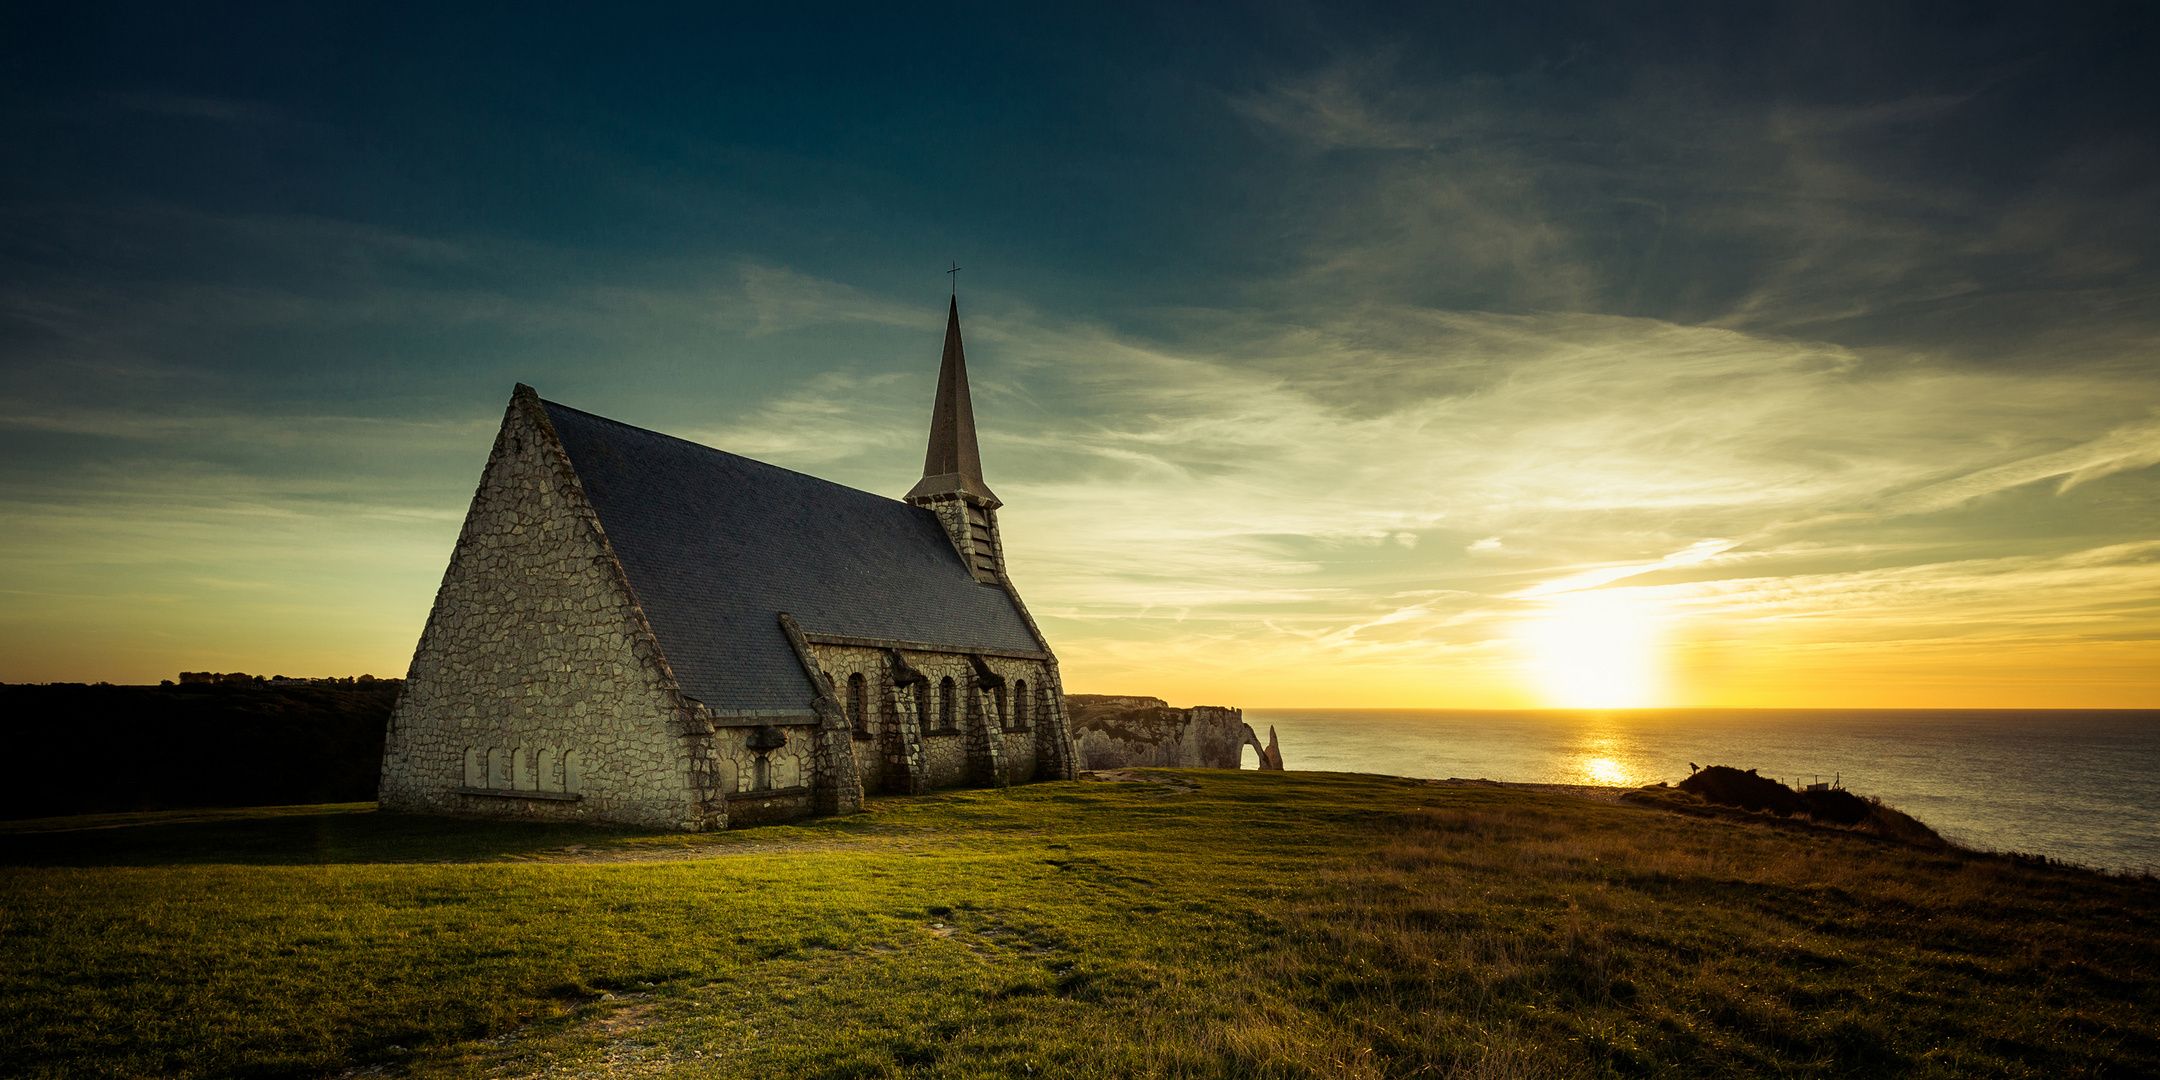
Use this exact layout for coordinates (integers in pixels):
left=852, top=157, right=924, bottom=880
left=994, top=684, right=1008, bottom=730
left=939, top=676, right=956, bottom=732
left=1012, top=680, right=1029, bottom=731
left=847, top=672, right=869, bottom=735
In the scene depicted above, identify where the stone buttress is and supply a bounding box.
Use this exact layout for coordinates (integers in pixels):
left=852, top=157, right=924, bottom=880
left=880, top=649, right=932, bottom=794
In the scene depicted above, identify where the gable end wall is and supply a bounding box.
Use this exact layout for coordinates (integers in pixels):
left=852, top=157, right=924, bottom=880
left=379, top=389, right=721, bottom=830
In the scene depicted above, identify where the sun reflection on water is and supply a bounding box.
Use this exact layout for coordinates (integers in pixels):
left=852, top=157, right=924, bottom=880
left=1565, top=713, right=1654, bottom=787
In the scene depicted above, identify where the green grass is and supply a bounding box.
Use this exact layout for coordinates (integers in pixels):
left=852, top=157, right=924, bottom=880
left=1, top=772, right=2155, bottom=1079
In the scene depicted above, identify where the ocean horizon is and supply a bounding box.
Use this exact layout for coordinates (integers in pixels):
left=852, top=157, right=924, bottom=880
left=1243, top=708, right=2160, bottom=875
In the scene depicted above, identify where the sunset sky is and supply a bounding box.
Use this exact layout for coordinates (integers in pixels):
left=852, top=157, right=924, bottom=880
left=4, top=3, right=2158, bottom=707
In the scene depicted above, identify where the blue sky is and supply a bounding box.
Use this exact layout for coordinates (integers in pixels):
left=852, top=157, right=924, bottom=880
left=5, top=2, right=2160, bottom=705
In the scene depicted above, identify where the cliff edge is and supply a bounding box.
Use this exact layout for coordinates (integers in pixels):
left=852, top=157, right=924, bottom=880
left=1067, top=695, right=1283, bottom=771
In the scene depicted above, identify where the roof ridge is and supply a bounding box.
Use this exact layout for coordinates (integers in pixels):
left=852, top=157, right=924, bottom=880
left=538, top=397, right=920, bottom=510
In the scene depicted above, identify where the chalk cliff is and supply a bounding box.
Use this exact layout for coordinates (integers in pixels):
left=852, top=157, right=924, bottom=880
left=1067, top=695, right=1283, bottom=771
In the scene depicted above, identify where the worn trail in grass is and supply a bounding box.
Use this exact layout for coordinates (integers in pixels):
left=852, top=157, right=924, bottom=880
left=2, top=771, right=2155, bottom=1079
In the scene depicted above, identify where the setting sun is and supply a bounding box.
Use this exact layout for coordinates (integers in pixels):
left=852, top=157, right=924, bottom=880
left=1521, top=590, right=1665, bottom=708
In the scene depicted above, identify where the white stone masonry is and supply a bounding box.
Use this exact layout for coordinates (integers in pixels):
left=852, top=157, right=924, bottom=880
left=378, top=390, right=723, bottom=830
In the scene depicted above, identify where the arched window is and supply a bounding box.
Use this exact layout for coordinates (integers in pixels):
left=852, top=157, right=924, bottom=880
left=464, top=747, right=485, bottom=788
left=1012, top=680, right=1029, bottom=732
left=993, top=684, right=1008, bottom=730
left=939, top=676, right=956, bottom=732
left=847, top=672, right=869, bottom=735
left=563, top=750, right=584, bottom=794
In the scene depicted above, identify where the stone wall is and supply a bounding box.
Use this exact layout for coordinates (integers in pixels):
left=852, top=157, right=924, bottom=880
left=923, top=730, right=970, bottom=789
left=379, top=391, right=722, bottom=831
left=1003, top=727, right=1038, bottom=786
left=1068, top=695, right=1270, bottom=771
left=706, top=723, right=817, bottom=804
left=804, top=642, right=1060, bottom=793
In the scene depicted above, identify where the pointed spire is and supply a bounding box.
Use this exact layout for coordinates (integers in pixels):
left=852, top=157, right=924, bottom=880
left=906, top=296, right=1000, bottom=506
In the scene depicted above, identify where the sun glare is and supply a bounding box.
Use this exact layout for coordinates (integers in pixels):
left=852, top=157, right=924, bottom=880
left=1521, top=590, right=1665, bottom=708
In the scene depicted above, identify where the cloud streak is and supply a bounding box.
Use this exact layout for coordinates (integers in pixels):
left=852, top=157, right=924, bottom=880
left=4, top=8, right=2157, bottom=704
left=695, top=288, right=2160, bottom=704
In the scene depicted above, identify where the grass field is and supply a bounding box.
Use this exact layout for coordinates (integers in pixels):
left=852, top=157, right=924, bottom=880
left=2, top=771, right=2156, bottom=1079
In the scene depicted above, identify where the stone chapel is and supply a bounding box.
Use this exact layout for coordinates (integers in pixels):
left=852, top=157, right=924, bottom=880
left=377, top=298, right=1078, bottom=830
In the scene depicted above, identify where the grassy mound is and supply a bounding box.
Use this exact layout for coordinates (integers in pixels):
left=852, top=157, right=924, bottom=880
left=1, top=772, right=2154, bottom=1078
left=1643, top=765, right=1950, bottom=847
left=1679, top=765, right=1804, bottom=814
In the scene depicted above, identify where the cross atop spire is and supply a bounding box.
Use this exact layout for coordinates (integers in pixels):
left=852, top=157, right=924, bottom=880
left=906, top=295, right=1000, bottom=507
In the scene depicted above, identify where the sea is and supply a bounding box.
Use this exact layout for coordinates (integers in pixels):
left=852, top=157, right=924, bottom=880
left=1243, top=709, right=2160, bottom=875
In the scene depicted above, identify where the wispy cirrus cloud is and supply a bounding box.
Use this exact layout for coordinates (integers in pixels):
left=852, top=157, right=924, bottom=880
left=8, top=200, right=2155, bottom=700
left=1225, top=50, right=2160, bottom=366
left=1230, top=60, right=1469, bottom=151
left=6, top=7, right=2158, bottom=704
left=1885, top=418, right=2160, bottom=514
left=699, top=290, right=2160, bottom=706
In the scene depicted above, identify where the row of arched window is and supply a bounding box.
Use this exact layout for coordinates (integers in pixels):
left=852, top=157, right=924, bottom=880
left=842, top=671, right=1035, bottom=736
left=464, top=745, right=583, bottom=794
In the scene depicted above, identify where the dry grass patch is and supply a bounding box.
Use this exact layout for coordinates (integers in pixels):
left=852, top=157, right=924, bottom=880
left=2, top=773, right=2154, bottom=1079
left=1240, top=797, right=2160, bottom=1078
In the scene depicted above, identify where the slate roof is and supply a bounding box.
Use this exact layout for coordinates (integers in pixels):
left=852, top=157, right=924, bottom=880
left=541, top=400, right=1046, bottom=715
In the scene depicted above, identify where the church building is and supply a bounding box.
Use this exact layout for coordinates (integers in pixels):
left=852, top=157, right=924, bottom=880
left=378, top=298, right=1078, bottom=830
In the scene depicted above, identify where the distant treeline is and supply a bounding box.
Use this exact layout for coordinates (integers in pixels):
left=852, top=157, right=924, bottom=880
left=175, top=671, right=390, bottom=687
left=0, top=681, right=399, bottom=819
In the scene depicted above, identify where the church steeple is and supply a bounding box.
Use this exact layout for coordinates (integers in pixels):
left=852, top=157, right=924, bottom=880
left=905, top=296, right=1001, bottom=507
left=907, top=295, right=1006, bottom=584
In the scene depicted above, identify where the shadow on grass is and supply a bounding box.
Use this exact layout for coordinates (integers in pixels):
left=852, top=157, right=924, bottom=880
left=0, top=769, right=1455, bottom=872
left=0, top=803, right=666, bottom=867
